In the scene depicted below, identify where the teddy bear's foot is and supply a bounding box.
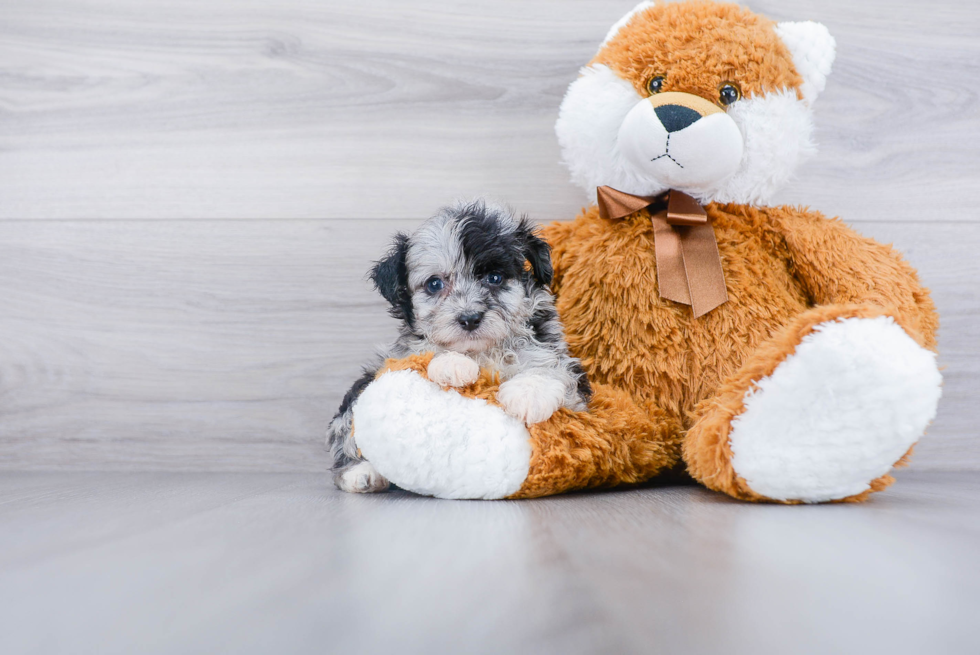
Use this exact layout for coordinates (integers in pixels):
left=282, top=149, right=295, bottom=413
left=352, top=369, right=532, bottom=499
left=685, top=310, right=942, bottom=503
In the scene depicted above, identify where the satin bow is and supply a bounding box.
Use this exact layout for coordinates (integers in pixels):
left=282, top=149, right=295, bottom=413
left=596, top=185, right=729, bottom=318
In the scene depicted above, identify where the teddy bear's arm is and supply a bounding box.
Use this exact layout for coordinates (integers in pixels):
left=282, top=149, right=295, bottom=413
left=767, top=206, right=938, bottom=349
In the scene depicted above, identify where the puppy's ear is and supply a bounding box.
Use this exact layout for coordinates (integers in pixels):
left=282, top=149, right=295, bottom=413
left=369, top=233, right=414, bottom=326
left=517, top=218, right=554, bottom=288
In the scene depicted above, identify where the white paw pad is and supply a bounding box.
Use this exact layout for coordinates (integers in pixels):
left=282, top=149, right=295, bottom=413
left=335, top=461, right=389, bottom=494
left=497, top=374, right=566, bottom=426
left=427, top=352, right=480, bottom=388
left=729, top=316, right=942, bottom=503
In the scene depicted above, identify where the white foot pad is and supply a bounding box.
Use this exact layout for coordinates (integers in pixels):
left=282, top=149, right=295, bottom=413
left=352, top=370, right=532, bottom=499
left=729, top=317, right=942, bottom=503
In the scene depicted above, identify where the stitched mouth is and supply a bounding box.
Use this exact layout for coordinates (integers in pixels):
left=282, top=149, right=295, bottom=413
left=650, top=134, right=684, bottom=168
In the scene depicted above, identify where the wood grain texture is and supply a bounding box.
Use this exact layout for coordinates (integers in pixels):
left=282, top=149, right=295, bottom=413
left=1, top=219, right=976, bottom=471
left=1, top=471, right=978, bottom=654
left=0, top=0, right=977, bottom=220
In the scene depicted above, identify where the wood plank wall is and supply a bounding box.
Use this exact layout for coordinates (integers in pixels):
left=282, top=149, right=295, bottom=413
left=1, top=0, right=978, bottom=471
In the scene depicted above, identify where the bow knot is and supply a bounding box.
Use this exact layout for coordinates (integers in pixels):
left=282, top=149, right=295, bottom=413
left=596, top=185, right=728, bottom=318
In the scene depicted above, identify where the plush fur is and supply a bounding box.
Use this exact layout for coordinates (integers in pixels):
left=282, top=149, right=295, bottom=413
left=347, top=0, right=942, bottom=503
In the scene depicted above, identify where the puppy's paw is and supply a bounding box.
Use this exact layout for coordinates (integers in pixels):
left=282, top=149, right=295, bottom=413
left=334, top=461, right=390, bottom=494
left=497, top=374, right=566, bottom=426
left=427, top=351, right=480, bottom=388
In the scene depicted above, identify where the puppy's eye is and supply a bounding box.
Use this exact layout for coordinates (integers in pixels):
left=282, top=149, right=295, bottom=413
left=486, top=272, right=504, bottom=286
left=719, top=82, right=741, bottom=106
left=425, top=277, right=444, bottom=294
left=647, top=75, right=666, bottom=95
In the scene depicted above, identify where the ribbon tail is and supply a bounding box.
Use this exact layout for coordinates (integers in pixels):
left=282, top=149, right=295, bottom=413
left=679, top=223, right=729, bottom=318
left=649, top=190, right=728, bottom=317
left=651, top=211, right=692, bottom=305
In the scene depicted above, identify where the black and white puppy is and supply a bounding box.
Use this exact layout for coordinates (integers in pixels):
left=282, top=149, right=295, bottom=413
left=327, top=201, right=592, bottom=493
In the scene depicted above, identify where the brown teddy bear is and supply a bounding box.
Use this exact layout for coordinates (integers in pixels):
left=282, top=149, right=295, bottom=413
left=348, top=0, right=942, bottom=503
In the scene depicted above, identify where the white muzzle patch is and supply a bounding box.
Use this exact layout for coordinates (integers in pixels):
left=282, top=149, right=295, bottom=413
left=618, top=97, right=744, bottom=193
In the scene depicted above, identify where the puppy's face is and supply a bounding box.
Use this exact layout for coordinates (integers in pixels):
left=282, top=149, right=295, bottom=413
left=371, top=203, right=552, bottom=353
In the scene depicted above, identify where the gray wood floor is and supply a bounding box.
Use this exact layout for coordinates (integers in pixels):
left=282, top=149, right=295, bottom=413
left=0, top=470, right=978, bottom=655
left=1, top=0, right=978, bottom=471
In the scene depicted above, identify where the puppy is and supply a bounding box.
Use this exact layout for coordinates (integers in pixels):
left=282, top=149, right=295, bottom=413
left=327, top=201, right=592, bottom=493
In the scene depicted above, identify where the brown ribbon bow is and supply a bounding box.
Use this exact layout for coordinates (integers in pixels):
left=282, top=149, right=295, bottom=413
left=596, top=185, right=728, bottom=318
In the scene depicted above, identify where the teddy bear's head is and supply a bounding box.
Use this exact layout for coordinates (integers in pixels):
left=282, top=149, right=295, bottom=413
left=556, top=1, right=835, bottom=206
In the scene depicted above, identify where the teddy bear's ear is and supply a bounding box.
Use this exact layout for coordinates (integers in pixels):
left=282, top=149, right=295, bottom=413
left=775, top=21, right=836, bottom=105
left=601, top=1, right=655, bottom=47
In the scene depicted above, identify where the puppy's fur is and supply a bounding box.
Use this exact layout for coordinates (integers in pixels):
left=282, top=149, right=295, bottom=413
left=327, top=201, right=592, bottom=493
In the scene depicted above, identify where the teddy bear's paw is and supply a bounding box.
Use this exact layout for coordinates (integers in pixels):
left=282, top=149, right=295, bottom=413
left=352, top=370, right=531, bottom=499
left=728, top=316, right=942, bottom=503
left=497, top=374, right=566, bottom=426
left=426, top=351, right=480, bottom=388
left=333, top=461, right=389, bottom=494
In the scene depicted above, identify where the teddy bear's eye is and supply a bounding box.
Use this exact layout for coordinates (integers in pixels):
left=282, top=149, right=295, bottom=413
left=647, top=75, right=666, bottom=95
left=719, top=82, right=741, bottom=106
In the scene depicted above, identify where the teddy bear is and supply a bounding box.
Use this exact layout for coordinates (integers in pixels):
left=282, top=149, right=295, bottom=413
left=348, top=0, right=942, bottom=503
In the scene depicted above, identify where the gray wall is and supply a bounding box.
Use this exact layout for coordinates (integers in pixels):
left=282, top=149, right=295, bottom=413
left=1, top=0, right=977, bottom=470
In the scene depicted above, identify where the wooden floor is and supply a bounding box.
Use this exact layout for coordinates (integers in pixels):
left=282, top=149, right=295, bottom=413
left=0, top=470, right=978, bottom=655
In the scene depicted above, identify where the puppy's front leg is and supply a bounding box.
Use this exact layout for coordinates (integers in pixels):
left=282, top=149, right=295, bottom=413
left=427, top=351, right=480, bottom=387
left=497, top=373, right=566, bottom=426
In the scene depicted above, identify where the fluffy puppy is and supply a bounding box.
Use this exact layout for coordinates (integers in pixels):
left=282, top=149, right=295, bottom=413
left=327, top=201, right=592, bottom=493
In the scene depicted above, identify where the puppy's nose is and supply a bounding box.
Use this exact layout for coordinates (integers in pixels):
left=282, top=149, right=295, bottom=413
left=654, top=104, right=702, bottom=133
left=457, top=312, right=484, bottom=332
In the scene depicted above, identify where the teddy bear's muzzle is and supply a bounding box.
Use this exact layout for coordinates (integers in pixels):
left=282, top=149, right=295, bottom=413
left=617, top=91, right=744, bottom=194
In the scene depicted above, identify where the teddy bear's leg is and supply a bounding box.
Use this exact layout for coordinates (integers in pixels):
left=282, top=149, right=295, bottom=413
left=683, top=305, right=942, bottom=504
left=508, top=383, right=683, bottom=499
left=352, top=354, right=683, bottom=499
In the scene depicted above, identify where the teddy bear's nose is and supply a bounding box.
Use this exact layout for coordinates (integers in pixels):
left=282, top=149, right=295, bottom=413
left=654, top=104, right=702, bottom=133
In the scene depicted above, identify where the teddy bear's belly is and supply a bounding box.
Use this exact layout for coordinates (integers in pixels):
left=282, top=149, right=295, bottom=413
left=555, top=215, right=810, bottom=424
